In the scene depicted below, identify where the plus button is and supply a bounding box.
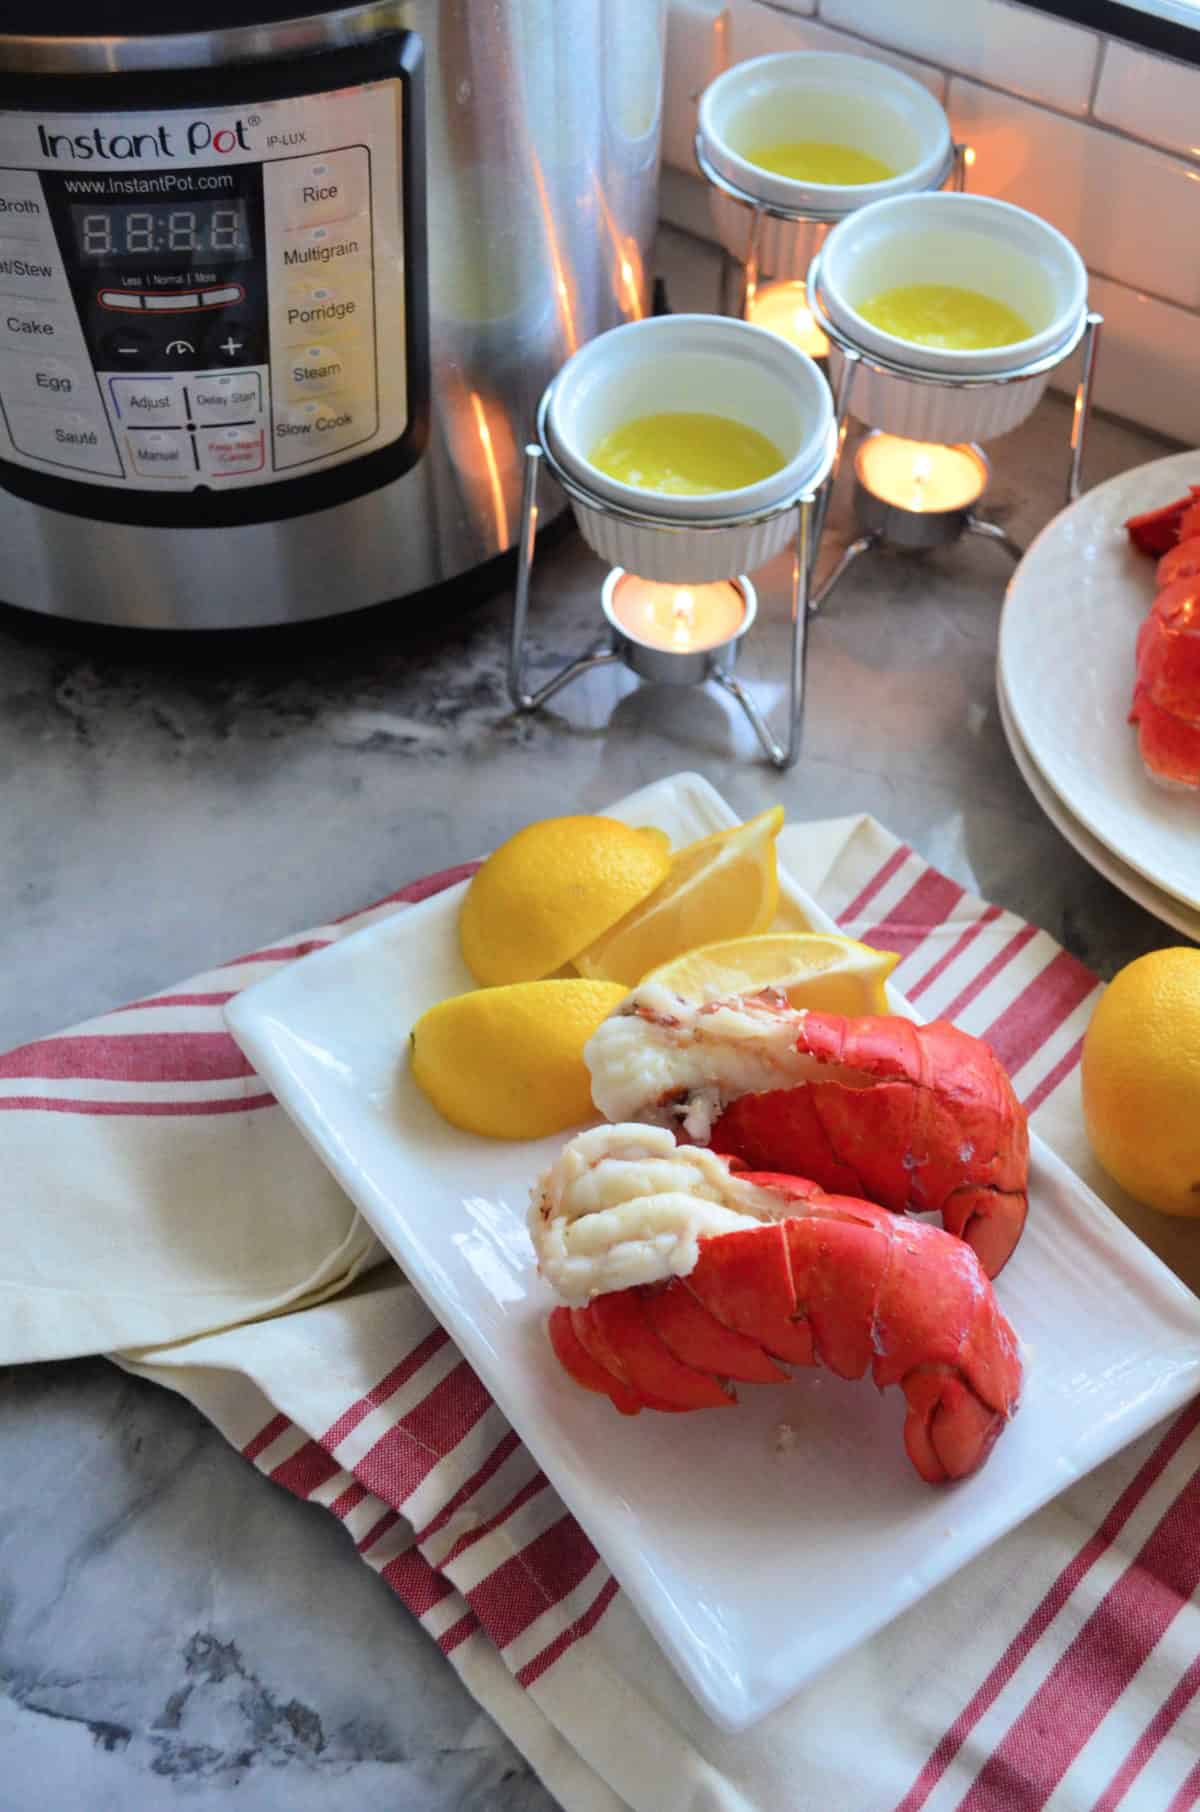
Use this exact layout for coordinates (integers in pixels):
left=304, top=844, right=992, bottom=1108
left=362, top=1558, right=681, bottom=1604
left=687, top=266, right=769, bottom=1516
left=219, top=336, right=243, bottom=358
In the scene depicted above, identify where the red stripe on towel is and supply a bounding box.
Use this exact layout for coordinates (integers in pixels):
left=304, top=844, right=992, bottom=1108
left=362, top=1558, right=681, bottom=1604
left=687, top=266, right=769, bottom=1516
left=894, top=1398, right=1200, bottom=1812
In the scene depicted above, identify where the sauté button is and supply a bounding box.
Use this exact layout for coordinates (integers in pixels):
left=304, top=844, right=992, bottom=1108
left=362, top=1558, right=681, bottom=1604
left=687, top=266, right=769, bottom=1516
left=126, top=428, right=191, bottom=479
left=5, top=403, right=121, bottom=475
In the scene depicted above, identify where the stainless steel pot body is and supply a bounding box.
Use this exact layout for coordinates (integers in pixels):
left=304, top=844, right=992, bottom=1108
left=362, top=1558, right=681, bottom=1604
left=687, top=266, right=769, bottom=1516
left=0, top=1, right=664, bottom=627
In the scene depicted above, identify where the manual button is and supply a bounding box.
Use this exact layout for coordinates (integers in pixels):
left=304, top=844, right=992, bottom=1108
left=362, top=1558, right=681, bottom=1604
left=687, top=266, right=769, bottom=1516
left=107, top=376, right=185, bottom=426
left=126, top=428, right=191, bottom=479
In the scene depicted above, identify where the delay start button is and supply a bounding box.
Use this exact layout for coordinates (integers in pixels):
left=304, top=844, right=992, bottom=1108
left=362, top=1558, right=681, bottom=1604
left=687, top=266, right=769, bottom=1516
left=189, top=370, right=262, bottom=423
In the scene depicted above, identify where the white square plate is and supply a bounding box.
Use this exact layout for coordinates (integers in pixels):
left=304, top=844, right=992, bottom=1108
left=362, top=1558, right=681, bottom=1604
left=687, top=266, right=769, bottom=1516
left=226, top=772, right=1200, bottom=1732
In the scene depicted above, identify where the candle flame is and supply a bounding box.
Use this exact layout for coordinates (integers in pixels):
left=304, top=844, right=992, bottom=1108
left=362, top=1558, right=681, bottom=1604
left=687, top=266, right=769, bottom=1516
left=671, top=588, right=695, bottom=648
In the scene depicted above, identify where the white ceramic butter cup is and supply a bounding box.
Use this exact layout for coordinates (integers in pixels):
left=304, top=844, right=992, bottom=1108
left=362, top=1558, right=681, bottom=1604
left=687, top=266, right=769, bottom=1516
left=816, top=192, right=1088, bottom=441
left=544, top=313, right=833, bottom=582
left=698, top=53, right=953, bottom=280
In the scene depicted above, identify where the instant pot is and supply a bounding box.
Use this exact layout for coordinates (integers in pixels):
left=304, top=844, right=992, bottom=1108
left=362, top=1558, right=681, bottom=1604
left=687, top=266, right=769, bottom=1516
left=0, top=2, right=664, bottom=627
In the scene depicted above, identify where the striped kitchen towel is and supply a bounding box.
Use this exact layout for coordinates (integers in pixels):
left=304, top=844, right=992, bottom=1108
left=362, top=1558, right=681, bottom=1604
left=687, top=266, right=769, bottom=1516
left=13, top=813, right=1200, bottom=1810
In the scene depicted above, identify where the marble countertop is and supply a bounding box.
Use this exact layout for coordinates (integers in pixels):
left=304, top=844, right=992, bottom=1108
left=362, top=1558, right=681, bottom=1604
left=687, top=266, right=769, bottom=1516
left=0, top=228, right=1186, bottom=1809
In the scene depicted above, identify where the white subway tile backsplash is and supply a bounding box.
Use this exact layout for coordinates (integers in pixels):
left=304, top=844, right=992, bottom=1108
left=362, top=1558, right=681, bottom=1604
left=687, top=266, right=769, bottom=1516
left=949, top=79, right=1200, bottom=310
left=1059, top=274, right=1200, bottom=445
left=727, top=2, right=947, bottom=98
left=1094, top=41, right=1200, bottom=163
left=818, top=0, right=1099, bottom=115
left=663, top=0, right=731, bottom=172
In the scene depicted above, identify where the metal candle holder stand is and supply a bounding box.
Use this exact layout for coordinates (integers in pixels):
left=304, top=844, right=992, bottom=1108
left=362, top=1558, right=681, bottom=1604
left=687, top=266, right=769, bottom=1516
left=802, top=255, right=1104, bottom=608
left=508, top=383, right=838, bottom=770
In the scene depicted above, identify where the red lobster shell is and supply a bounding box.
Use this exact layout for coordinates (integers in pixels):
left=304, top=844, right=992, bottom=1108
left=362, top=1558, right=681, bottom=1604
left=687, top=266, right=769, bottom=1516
left=706, top=1012, right=1029, bottom=1279
left=549, top=1166, right=1022, bottom=1484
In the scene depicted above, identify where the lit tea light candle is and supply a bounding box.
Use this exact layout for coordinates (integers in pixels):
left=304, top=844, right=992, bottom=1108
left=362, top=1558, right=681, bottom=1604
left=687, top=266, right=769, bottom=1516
left=606, top=573, right=746, bottom=652
left=746, top=280, right=830, bottom=360
left=855, top=434, right=987, bottom=515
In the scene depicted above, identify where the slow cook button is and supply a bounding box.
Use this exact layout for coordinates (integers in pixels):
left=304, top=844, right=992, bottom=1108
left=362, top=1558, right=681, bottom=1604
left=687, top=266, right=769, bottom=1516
left=107, top=375, right=185, bottom=425
left=189, top=369, right=262, bottom=423
left=126, top=428, right=191, bottom=479
left=4, top=403, right=121, bottom=475
left=273, top=397, right=375, bottom=467
left=198, top=424, right=264, bottom=478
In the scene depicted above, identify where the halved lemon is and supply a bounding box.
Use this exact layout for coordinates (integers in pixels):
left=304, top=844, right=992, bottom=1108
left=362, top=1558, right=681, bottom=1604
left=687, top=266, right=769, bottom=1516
left=641, top=931, right=899, bottom=1014
left=574, top=807, right=785, bottom=987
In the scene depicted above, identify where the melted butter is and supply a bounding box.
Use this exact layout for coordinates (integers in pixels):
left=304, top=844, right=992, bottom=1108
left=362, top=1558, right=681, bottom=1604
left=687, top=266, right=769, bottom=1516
left=741, top=139, right=895, bottom=185
left=589, top=411, right=786, bottom=495
left=856, top=282, right=1033, bottom=351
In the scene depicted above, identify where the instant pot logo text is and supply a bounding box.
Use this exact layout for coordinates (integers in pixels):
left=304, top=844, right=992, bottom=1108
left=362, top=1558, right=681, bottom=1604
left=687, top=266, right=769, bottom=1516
left=36, top=118, right=253, bottom=161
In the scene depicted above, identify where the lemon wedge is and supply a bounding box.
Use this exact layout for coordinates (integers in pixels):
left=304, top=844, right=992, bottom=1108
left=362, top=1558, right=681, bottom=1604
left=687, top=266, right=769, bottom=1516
left=642, top=931, right=899, bottom=1014
left=574, top=807, right=785, bottom=987
left=459, top=816, right=670, bottom=987
left=411, top=978, right=628, bottom=1140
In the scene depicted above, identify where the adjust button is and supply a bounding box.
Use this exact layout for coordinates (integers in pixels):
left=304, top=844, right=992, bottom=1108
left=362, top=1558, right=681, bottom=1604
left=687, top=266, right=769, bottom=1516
left=126, top=428, right=192, bottom=479
left=5, top=403, right=121, bottom=475
left=197, top=423, right=264, bottom=478
left=107, top=375, right=185, bottom=426
left=189, top=369, right=262, bottom=423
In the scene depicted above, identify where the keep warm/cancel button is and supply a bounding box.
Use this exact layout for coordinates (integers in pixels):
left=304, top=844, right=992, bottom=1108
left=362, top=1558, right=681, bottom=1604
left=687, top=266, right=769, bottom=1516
left=273, top=396, right=376, bottom=470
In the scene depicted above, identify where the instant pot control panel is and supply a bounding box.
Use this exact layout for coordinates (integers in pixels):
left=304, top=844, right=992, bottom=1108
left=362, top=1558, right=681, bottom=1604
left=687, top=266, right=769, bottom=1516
left=0, top=35, right=427, bottom=524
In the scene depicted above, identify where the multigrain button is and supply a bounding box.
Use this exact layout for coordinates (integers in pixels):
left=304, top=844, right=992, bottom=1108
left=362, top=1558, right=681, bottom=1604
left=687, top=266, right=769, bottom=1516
left=5, top=403, right=121, bottom=474
left=107, top=376, right=185, bottom=426
left=197, top=423, right=264, bottom=477
left=277, top=219, right=369, bottom=276
left=126, top=428, right=191, bottom=478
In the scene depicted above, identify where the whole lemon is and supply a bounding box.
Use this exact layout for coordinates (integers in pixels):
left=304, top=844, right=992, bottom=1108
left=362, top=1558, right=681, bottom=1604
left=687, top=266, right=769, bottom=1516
left=410, top=978, right=628, bottom=1139
left=459, top=816, right=670, bottom=987
left=1081, top=947, right=1200, bottom=1217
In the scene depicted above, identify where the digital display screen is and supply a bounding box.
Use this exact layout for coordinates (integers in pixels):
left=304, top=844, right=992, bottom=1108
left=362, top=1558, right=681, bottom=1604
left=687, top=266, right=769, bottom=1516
left=70, top=201, right=252, bottom=263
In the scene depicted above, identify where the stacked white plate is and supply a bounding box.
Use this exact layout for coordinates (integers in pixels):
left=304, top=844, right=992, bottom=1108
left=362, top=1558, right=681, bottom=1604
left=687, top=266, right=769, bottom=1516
left=998, top=449, right=1200, bottom=942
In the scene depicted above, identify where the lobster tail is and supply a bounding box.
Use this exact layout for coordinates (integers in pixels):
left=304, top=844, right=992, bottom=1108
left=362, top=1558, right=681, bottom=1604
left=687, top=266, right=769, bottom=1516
left=534, top=1130, right=1022, bottom=1485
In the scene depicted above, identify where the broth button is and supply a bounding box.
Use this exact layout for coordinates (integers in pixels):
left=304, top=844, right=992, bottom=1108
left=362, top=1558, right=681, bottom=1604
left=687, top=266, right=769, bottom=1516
left=5, top=403, right=121, bottom=474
